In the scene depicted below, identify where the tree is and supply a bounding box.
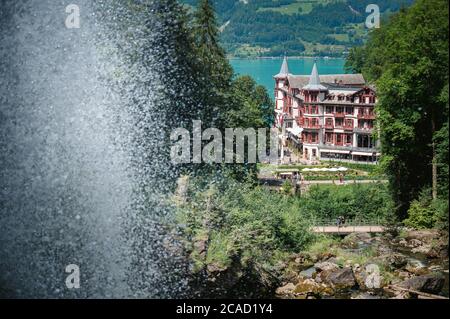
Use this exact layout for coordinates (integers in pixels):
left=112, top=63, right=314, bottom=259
left=350, top=0, right=449, bottom=219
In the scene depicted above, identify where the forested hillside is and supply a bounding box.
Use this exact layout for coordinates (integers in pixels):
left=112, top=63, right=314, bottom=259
left=180, top=0, right=414, bottom=57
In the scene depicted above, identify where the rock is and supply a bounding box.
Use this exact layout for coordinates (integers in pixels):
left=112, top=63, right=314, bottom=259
left=319, top=267, right=357, bottom=290
left=408, top=239, right=424, bottom=248
left=299, top=267, right=316, bottom=279
left=398, top=274, right=445, bottom=294
left=376, top=253, right=407, bottom=269
left=193, top=237, right=208, bottom=258
left=405, top=259, right=428, bottom=275
left=206, top=262, right=228, bottom=274
left=396, top=271, right=413, bottom=280
left=294, top=279, right=322, bottom=294
left=341, top=233, right=372, bottom=249
left=391, top=291, right=411, bottom=299
left=314, top=261, right=339, bottom=272
left=316, top=252, right=336, bottom=262
left=293, top=278, right=333, bottom=296
left=398, top=238, right=408, bottom=247
left=428, top=265, right=443, bottom=272
left=352, top=292, right=382, bottom=299
left=405, top=230, right=439, bottom=243
left=412, top=244, right=433, bottom=255
left=275, top=283, right=295, bottom=295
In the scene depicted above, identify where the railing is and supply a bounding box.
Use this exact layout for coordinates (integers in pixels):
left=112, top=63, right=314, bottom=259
left=324, top=124, right=334, bottom=129
left=334, top=112, right=345, bottom=117
left=354, top=127, right=374, bottom=133
left=357, top=113, right=375, bottom=119
left=303, top=124, right=321, bottom=129
left=310, top=217, right=385, bottom=227
left=343, top=125, right=354, bottom=131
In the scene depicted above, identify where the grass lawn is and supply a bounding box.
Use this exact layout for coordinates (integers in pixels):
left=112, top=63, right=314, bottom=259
left=257, top=0, right=343, bottom=16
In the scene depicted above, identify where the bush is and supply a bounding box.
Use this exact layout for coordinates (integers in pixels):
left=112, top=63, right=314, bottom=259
left=404, top=189, right=449, bottom=230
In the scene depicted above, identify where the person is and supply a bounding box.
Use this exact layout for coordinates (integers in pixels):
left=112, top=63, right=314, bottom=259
left=336, top=217, right=341, bottom=227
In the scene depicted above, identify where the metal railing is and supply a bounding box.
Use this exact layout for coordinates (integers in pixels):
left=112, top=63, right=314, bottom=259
left=310, top=217, right=385, bottom=227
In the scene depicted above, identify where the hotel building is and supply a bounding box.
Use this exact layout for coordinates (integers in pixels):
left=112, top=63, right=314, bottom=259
left=274, top=57, right=380, bottom=163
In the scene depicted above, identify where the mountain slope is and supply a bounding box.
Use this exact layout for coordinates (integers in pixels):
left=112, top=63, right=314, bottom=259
left=180, top=0, right=415, bottom=57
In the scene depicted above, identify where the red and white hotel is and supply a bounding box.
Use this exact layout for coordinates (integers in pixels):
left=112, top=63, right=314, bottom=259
left=274, top=57, right=380, bottom=163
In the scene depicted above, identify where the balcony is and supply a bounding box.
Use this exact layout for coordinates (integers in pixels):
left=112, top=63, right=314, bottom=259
left=302, top=124, right=321, bottom=130
left=354, top=127, right=374, bottom=133
left=357, top=113, right=375, bottom=119
left=334, top=112, right=345, bottom=118
left=320, top=144, right=379, bottom=153
left=324, top=123, right=334, bottom=130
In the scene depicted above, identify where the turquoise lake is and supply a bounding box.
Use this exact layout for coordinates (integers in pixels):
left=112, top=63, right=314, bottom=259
left=230, top=58, right=347, bottom=99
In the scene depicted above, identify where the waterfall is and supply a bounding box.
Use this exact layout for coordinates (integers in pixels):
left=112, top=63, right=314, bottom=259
left=0, top=0, right=188, bottom=298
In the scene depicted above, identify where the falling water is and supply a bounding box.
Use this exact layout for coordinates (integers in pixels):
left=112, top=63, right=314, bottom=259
left=0, top=0, right=189, bottom=298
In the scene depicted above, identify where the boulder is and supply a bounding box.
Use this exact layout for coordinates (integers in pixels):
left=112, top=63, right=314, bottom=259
left=314, top=261, right=339, bottom=272
left=408, top=239, right=424, bottom=248
left=275, top=283, right=295, bottom=296
left=375, top=253, right=407, bottom=269
left=319, top=267, right=357, bottom=290
left=411, top=244, right=433, bottom=255
left=398, top=274, right=445, bottom=294
left=293, top=278, right=333, bottom=296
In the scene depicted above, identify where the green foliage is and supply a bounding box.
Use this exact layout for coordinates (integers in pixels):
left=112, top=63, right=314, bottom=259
left=347, top=0, right=449, bottom=219
left=181, top=0, right=414, bottom=57
left=176, top=178, right=315, bottom=270
left=404, top=188, right=449, bottom=230
left=280, top=180, right=293, bottom=195
left=302, top=183, right=395, bottom=224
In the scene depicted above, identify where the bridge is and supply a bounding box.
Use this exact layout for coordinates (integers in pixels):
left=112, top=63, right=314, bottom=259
left=311, top=225, right=385, bottom=234
left=310, top=219, right=386, bottom=234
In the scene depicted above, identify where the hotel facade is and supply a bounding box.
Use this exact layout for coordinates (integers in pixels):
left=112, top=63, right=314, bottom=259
left=274, top=57, right=380, bottom=163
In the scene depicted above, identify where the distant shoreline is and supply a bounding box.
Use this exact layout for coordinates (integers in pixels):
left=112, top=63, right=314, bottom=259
left=228, top=55, right=347, bottom=60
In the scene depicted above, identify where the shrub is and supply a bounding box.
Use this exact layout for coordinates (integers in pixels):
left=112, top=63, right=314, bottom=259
left=404, top=189, right=449, bottom=229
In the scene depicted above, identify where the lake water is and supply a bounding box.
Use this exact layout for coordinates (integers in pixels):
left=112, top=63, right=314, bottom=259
left=230, top=58, right=347, bottom=99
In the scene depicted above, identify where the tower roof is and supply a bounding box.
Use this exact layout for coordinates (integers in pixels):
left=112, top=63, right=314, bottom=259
left=274, top=56, right=290, bottom=78
left=303, top=63, right=328, bottom=91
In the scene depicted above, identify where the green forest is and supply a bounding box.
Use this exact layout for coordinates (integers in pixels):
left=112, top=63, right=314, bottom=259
left=179, top=0, right=414, bottom=57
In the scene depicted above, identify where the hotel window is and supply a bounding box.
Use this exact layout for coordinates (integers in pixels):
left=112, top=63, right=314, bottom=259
left=345, top=107, right=353, bottom=114
left=335, top=119, right=343, bottom=128
left=325, top=133, right=333, bottom=143
left=336, top=106, right=344, bottom=114
left=314, top=105, right=320, bottom=114
left=345, top=119, right=353, bottom=128
left=346, top=134, right=352, bottom=145
left=325, top=118, right=333, bottom=127
left=311, top=133, right=318, bottom=143
left=326, top=106, right=333, bottom=114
